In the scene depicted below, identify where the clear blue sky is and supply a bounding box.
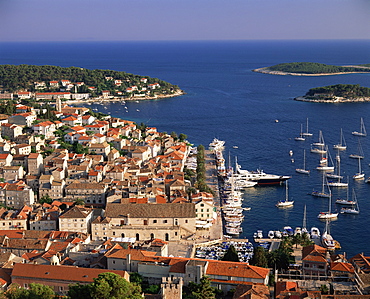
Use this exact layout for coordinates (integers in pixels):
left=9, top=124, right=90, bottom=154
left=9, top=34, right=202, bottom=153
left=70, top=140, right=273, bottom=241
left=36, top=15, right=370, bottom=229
left=1, top=0, right=370, bottom=42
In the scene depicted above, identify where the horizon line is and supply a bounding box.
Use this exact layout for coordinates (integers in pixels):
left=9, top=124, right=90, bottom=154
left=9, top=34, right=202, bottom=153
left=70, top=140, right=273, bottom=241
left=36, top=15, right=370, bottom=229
left=0, top=38, right=369, bottom=43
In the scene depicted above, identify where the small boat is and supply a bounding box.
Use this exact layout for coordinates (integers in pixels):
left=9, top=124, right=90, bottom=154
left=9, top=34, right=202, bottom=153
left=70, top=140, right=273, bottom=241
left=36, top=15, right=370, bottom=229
left=333, top=128, right=347, bottom=150
left=312, top=130, right=325, bottom=147
left=275, top=119, right=279, bottom=123
left=310, top=227, right=320, bottom=239
left=296, top=149, right=310, bottom=175
left=294, top=227, right=302, bottom=235
left=294, top=124, right=305, bottom=141
left=274, top=231, right=282, bottom=238
left=335, top=184, right=353, bottom=205
left=289, top=150, right=293, bottom=156
left=256, top=230, right=263, bottom=239
left=283, top=226, right=294, bottom=236
left=340, top=189, right=359, bottom=214
left=353, top=157, right=365, bottom=180
left=321, top=222, right=336, bottom=251
left=327, top=156, right=348, bottom=187
left=268, top=230, right=275, bottom=239
left=349, top=138, right=365, bottom=159
left=352, top=117, right=367, bottom=137
left=233, top=146, right=238, bottom=149
left=276, top=182, right=294, bottom=208
left=316, top=146, right=334, bottom=171
left=311, top=174, right=330, bottom=198
left=317, top=190, right=339, bottom=220
left=302, top=118, right=313, bottom=137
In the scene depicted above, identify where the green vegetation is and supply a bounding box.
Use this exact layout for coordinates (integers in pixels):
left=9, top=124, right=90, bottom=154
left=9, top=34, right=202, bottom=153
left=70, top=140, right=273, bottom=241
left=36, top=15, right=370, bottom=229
left=68, top=272, right=142, bottom=299
left=250, top=234, right=312, bottom=271
left=221, top=244, right=240, bottom=262
left=3, top=283, right=56, bottom=299
left=195, top=145, right=214, bottom=195
left=0, top=64, right=180, bottom=96
left=266, top=62, right=370, bottom=74
left=183, top=276, right=219, bottom=299
left=305, top=84, right=370, bottom=98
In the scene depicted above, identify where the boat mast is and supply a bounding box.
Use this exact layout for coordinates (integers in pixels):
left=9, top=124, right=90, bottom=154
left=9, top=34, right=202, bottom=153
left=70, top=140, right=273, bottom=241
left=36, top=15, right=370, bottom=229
left=303, top=204, right=307, bottom=231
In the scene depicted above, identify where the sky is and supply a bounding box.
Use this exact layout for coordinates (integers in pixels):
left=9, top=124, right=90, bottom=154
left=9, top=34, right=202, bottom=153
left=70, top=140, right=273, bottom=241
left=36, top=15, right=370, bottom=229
left=0, top=0, right=370, bottom=42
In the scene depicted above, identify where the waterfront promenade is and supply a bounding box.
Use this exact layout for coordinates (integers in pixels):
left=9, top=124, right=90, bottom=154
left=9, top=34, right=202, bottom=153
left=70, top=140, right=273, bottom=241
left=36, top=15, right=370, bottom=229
left=168, top=149, right=223, bottom=258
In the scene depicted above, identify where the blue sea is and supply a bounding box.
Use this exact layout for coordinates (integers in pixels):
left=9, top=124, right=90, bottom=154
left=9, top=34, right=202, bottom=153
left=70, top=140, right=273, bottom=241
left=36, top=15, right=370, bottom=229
left=1, top=40, right=370, bottom=257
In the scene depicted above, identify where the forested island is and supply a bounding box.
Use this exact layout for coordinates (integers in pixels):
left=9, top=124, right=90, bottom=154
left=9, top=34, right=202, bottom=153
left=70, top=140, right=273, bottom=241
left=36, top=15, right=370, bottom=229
left=295, top=84, right=370, bottom=103
left=253, top=62, right=370, bottom=76
left=0, top=64, right=182, bottom=99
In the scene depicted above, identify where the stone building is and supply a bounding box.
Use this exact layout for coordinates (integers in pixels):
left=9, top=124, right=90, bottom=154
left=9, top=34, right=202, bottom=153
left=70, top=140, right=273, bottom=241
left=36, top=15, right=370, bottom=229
left=92, top=203, right=196, bottom=241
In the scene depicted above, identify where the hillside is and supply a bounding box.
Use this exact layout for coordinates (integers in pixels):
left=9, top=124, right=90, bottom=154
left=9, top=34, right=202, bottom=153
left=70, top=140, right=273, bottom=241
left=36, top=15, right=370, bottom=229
left=0, top=64, right=181, bottom=97
left=295, top=84, right=370, bottom=103
left=253, top=62, right=370, bottom=76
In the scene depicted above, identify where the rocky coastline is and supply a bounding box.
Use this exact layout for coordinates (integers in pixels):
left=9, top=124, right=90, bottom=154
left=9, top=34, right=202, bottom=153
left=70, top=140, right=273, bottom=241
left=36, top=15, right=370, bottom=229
left=65, top=89, right=184, bottom=105
left=253, top=67, right=370, bottom=76
left=294, top=96, right=370, bottom=103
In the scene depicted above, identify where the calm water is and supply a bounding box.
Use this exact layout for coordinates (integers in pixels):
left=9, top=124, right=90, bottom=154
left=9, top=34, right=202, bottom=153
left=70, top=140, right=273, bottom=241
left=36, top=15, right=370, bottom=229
left=1, top=40, right=370, bottom=257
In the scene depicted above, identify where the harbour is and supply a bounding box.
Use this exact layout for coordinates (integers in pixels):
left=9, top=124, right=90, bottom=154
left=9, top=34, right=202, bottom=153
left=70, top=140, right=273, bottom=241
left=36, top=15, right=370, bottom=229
left=2, top=40, right=370, bottom=258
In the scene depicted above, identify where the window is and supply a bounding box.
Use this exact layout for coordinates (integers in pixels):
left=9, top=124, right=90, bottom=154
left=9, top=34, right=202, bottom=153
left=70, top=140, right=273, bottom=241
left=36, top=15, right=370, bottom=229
left=163, top=220, right=168, bottom=224
left=153, top=220, right=157, bottom=224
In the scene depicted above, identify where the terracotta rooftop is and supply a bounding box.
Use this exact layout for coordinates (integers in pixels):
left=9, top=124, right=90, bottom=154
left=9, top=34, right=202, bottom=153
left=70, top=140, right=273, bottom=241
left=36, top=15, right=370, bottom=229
left=12, top=263, right=128, bottom=283
left=105, top=203, right=195, bottom=218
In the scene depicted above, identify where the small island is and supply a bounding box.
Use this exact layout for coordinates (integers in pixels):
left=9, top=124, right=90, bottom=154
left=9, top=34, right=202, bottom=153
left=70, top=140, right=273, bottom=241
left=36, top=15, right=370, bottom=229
left=253, top=62, right=370, bottom=76
left=0, top=64, right=183, bottom=102
left=295, top=84, right=370, bottom=103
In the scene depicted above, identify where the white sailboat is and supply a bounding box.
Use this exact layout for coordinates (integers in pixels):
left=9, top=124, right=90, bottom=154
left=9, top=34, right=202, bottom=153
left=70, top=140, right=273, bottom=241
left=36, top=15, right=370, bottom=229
left=349, top=138, right=364, bottom=159
left=301, top=205, right=309, bottom=236
left=317, top=189, right=339, bottom=219
left=353, top=157, right=365, bottom=180
left=335, top=181, right=354, bottom=205
left=340, top=189, right=360, bottom=214
left=327, top=154, right=348, bottom=187
left=352, top=117, right=367, bottom=137
left=321, top=220, right=336, bottom=250
left=296, top=149, right=310, bottom=174
left=316, top=146, right=334, bottom=171
left=294, top=124, right=305, bottom=141
left=311, top=130, right=326, bottom=154
left=312, top=130, right=325, bottom=147
left=302, top=117, right=313, bottom=137
left=333, top=128, right=347, bottom=150
left=311, top=174, right=330, bottom=198
left=276, top=181, right=294, bottom=208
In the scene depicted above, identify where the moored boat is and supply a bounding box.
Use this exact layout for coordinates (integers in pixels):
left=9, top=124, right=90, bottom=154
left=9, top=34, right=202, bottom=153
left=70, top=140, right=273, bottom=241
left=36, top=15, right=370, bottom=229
left=352, top=117, right=367, bottom=137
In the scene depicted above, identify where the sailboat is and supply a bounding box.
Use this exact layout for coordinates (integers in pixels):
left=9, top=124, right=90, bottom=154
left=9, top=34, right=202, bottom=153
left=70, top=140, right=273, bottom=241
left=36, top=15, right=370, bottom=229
left=316, top=146, right=334, bottom=171
left=296, top=149, right=310, bottom=174
left=333, top=128, right=347, bottom=150
left=327, top=154, right=348, bottom=187
left=349, top=138, right=364, bottom=159
left=340, top=190, right=360, bottom=214
left=276, top=181, right=294, bottom=207
left=294, top=124, right=305, bottom=141
left=321, top=220, right=336, bottom=250
left=302, top=118, right=313, bottom=137
left=335, top=181, right=353, bottom=205
left=352, top=117, right=367, bottom=137
left=311, top=174, right=330, bottom=198
left=353, top=157, right=365, bottom=180
left=317, top=189, right=339, bottom=219
left=301, top=205, right=309, bottom=236
left=311, top=130, right=326, bottom=154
